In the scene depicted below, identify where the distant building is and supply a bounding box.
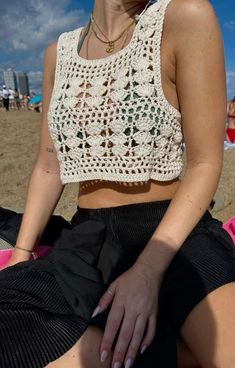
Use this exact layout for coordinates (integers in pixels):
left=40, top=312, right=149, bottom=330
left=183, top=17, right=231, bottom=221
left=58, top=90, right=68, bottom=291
left=4, top=69, right=18, bottom=90
left=16, top=72, right=30, bottom=96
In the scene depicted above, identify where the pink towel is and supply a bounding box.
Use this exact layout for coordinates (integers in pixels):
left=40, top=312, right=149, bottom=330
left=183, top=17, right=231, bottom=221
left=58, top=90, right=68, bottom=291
left=0, top=246, right=50, bottom=268
left=223, top=216, right=235, bottom=244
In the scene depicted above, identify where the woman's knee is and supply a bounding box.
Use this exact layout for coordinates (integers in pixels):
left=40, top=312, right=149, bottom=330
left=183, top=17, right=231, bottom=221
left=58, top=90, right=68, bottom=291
left=78, top=326, right=112, bottom=367
left=179, top=282, right=235, bottom=368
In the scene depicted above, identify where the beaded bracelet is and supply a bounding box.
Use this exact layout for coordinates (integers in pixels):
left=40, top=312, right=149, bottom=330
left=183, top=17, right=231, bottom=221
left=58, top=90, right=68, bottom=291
left=14, top=246, right=38, bottom=260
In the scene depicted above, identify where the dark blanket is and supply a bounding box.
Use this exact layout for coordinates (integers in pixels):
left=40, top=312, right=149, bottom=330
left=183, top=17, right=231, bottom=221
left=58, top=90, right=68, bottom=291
left=0, top=207, right=71, bottom=247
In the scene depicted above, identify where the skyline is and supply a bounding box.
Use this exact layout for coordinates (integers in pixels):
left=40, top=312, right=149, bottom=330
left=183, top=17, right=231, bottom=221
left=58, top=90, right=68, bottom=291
left=0, top=0, right=234, bottom=98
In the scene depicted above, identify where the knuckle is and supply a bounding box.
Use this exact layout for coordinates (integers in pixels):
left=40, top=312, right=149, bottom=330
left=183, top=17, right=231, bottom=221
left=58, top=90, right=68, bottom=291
left=102, top=338, right=113, bottom=350
left=109, top=318, right=119, bottom=329
left=102, top=293, right=111, bottom=303
left=135, top=324, right=145, bottom=336
left=113, top=350, right=125, bottom=362
left=122, top=328, right=132, bottom=340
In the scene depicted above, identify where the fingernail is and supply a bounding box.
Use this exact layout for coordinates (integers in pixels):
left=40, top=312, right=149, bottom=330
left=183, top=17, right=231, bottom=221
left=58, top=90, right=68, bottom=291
left=113, top=362, right=121, bottom=368
left=125, top=358, right=133, bottom=368
left=140, top=345, right=148, bottom=354
left=100, top=350, right=109, bottom=363
left=91, top=306, right=100, bottom=318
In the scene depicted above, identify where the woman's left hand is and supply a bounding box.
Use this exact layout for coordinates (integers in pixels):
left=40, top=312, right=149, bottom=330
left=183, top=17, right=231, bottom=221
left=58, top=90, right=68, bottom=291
left=92, top=262, right=163, bottom=368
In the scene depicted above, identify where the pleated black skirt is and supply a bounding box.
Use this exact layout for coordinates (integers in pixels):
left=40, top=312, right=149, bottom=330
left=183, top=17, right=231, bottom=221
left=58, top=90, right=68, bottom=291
left=0, top=199, right=235, bottom=368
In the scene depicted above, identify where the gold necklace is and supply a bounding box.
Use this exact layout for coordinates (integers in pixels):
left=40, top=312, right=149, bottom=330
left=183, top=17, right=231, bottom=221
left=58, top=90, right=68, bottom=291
left=86, top=24, right=93, bottom=59
left=86, top=21, right=132, bottom=59
left=90, top=12, right=135, bottom=53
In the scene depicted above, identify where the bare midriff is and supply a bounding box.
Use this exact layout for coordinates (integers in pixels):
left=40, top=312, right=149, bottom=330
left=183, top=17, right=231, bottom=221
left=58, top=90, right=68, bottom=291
left=77, top=178, right=181, bottom=208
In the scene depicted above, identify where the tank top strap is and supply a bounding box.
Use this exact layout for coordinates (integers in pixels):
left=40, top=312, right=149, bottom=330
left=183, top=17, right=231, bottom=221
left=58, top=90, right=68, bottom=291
left=142, top=0, right=180, bottom=117
left=154, top=0, right=173, bottom=47
left=137, top=0, right=173, bottom=56
left=139, top=0, right=171, bottom=46
left=53, top=33, right=65, bottom=89
left=53, top=28, right=81, bottom=90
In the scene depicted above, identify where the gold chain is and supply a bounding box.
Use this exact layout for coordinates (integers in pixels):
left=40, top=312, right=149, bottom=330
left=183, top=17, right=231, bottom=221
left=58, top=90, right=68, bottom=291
left=90, top=12, right=135, bottom=53
left=86, top=24, right=92, bottom=59
left=91, top=12, right=109, bottom=41
left=87, top=21, right=132, bottom=59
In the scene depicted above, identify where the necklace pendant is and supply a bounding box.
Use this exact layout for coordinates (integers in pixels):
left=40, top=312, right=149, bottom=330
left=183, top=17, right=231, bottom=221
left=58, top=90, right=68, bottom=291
left=106, top=42, right=114, bottom=53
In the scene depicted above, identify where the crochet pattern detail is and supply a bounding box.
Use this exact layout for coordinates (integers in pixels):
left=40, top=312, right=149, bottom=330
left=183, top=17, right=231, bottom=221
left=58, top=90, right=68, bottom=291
left=48, top=0, right=184, bottom=184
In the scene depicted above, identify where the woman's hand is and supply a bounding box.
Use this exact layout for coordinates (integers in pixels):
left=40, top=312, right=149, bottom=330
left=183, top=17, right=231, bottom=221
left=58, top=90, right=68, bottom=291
left=93, top=262, right=163, bottom=368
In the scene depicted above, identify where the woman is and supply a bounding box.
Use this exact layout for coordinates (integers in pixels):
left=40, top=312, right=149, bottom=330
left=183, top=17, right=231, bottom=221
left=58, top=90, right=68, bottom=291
left=226, top=96, right=235, bottom=143
left=2, top=85, right=10, bottom=112
left=14, top=89, right=21, bottom=110
left=1, top=0, right=235, bottom=367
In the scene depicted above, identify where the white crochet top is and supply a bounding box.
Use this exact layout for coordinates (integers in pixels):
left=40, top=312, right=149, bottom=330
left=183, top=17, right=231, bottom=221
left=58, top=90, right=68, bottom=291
left=48, top=0, right=183, bottom=184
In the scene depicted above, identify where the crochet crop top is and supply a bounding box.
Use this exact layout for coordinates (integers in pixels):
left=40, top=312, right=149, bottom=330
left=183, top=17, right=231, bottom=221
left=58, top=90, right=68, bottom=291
left=47, top=0, right=184, bottom=184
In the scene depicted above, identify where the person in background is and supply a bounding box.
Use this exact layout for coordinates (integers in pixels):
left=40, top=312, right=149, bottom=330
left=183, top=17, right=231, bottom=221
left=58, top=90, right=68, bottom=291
left=14, top=89, right=21, bottom=110
left=33, top=102, right=42, bottom=113
left=2, top=85, right=10, bottom=112
left=23, top=94, right=30, bottom=110
left=0, top=89, right=3, bottom=110
left=8, top=88, right=15, bottom=110
left=226, top=96, right=235, bottom=143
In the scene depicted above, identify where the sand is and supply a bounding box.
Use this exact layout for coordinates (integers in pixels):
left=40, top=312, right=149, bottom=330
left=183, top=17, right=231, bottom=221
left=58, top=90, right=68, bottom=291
left=0, top=110, right=234, bottom=222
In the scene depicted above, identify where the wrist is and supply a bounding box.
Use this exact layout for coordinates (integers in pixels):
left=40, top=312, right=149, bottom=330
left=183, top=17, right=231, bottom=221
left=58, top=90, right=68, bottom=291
left=136, top=236, right=180, bottom=277
left=133, top=259, right=165, bottom=284
left=11, top=249, right=31, bottom=261
left=15, top=245, right=33, bottom=254
left=13, top=246, right=37, bottom=261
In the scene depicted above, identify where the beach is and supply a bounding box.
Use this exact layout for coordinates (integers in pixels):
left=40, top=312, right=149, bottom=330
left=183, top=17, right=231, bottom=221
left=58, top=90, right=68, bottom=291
left=0, top=110, right=234, bottom=222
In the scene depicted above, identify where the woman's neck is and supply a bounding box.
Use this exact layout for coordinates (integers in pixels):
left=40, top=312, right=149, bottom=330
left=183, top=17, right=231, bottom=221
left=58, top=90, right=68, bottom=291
left=92, top=0, right=148, bottom=39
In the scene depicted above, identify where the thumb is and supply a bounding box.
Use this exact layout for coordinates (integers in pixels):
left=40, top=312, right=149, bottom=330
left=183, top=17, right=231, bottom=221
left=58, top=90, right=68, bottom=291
left=92, top=281, right=116, bottom=318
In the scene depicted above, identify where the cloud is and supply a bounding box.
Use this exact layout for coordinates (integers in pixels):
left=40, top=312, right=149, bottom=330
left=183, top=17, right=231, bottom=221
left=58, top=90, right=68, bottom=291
left=226, top=71, right=235, bottom=99
left=0, top=0, right=89, bottom=82
left=224, top=20, right=235, bottom=31
left=0, top=0, right=89, bottom=91
left=227, top=71, right=235, bottom=81
left=0, top=0, right=87, bottom=52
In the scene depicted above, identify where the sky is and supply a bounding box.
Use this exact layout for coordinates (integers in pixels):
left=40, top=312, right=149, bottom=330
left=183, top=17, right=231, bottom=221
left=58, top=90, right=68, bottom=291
left=0, top=0, right=234, bottom=99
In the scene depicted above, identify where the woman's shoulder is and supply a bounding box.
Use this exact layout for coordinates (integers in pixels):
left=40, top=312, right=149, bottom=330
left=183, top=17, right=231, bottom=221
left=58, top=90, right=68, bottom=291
left=164, top=0, right=217, bottom=31
left=163, top=0, right=219, bottom=53
left=43, top=41, right=58, bottom=72
left=165, top=0, right=215, bottom=17
left=164, top=0, right=216, bottom=32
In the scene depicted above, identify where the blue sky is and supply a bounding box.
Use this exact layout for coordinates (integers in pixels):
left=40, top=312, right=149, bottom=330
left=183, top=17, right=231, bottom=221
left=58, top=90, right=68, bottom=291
left=0, top=0, right=234, bottom=98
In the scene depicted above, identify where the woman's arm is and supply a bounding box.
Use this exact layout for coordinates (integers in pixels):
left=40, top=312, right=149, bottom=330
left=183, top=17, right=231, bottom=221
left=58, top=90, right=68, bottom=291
left=98, top=1, right=227, bottom=366
left=136, top=0, right=226, bottom=277
left=10, top=41, right=64, bottom=264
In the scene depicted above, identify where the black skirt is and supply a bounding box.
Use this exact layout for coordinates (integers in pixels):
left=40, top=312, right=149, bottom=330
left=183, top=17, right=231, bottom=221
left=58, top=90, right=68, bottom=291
left=0, top=199, right=235, bottom=368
